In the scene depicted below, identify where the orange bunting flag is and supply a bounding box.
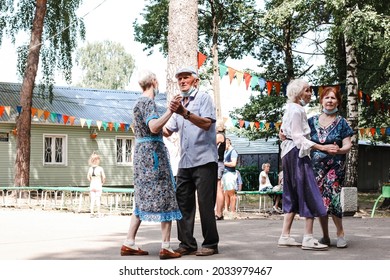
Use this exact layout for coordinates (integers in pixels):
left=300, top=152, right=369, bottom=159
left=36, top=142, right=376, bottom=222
left=197, top=51, right=207, bottom=69
left=359, top=128, right=365, bottom=137
left=254, top=121, right=260, bottom=129
left=244, top=73, right=251, bottom=90
left=228, top=67, right=236, bottom=84
left=381, top=127, right=386, bottom=136
left=358, top=90, right=363, bottom=101
left=265, top=122, right=270, bottom=130
left=275, top=122, right=281, bottom=131
left=267, top=81, right=273, bottom=95
left=120, top=123, right=125, bottom=132
left=31, top=107, right=37, bottom=117
left=0, top=106, right=4, bottom=117
left=37, top=109, right=44, bottom=119
left=43, top=110, right=50, bottom=120
left=69, top=116, right=75, bottom=125
left=239, top=120, right=245, bottom=128
left=108, top=122, right=113, bottom=131
left=63, top=115, right=69, bottom=125
left=274, top=82, right=281, bottom=95
left=370, top=128, right=376, bottom=137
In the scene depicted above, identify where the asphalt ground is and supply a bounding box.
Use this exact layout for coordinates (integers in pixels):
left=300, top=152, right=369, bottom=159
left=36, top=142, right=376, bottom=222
left=1, top=208, right=389, bottom=280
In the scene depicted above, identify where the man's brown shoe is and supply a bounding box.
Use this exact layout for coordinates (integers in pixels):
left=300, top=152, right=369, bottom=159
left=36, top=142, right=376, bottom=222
left=120, top=245, right=149, bottom=256
left=174, top=247, right=197, bottom=256
left=195, top=247, right=218, bottom=256
left=159, top=249, right=181, bottom=260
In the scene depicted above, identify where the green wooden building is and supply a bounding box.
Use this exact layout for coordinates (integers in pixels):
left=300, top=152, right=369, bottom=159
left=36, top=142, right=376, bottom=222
left=0, top=82, right=166, bottom=188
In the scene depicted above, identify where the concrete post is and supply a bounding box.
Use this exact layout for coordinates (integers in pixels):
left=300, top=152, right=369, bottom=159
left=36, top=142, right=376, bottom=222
left=341, top=187, right=358, bottom=216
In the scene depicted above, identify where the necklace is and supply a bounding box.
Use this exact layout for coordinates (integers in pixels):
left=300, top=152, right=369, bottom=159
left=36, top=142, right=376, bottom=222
left=319, top=113, right=336, bottom=128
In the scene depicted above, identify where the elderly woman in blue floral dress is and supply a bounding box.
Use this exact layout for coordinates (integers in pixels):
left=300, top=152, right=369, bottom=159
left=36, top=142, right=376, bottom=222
left=120, top=70, right=183, bottom=260
left=308, top=86, right=353, bottom=248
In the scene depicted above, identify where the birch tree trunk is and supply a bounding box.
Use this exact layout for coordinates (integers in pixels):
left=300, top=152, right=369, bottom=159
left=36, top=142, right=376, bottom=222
left=167, top=0, right=198, bottom=101
left=14, top=0, right=47, bottom=187
left=344, top=34, right=359, bottom=189
left=211, top=0, right=222, bottom=120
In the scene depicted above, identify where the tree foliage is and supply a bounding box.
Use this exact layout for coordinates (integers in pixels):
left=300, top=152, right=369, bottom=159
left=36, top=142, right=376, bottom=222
left=133, top=0, right=258, bottom=61
left=76, top=40, right=135, bottom=90
left=0, top=0, right=85, bottom=95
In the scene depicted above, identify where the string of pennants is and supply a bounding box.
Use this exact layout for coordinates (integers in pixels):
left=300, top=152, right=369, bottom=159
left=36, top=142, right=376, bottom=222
left=230, top=117, right=390, bottom=138
left=198, top=52, right=390, bottom=112
left=0, top=105, right=132, bottom=133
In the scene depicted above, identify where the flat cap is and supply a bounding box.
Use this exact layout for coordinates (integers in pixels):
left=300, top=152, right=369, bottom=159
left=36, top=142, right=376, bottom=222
left=175, top=66, right=198, bottom=78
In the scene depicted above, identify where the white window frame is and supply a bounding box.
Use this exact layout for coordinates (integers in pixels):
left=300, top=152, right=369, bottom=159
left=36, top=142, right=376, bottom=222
left=43, top=134, right=68, bottom=166
left=116, top=136, right=134, bottom=166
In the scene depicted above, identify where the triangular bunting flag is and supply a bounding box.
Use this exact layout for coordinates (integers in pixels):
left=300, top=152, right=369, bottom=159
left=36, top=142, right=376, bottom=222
left=102, top=121, right=108, bottom=131
left=125, top=123, right=130, bottom=132
left=197, top=51, right=207, bottom=69
left=258, top=78, right=266, bottom=91
left=228, top=67, right=236, bottom=84
left=80, top=118, right=86, bottom=128
left=31, top=108, right=37, bottom=117
left=250, top=76, right=259, bottom=90
left=244, top=73, right=251, bottom=90
left=274, top=82, right=281, bottom=95
left=69, top=116, right=75, bottom=125
left=96, top=121, right=102, bottom=130
left=5, top=106, right=11, bottom=116
left=86, top=119, right=92, bottom=129
left=0, top=106, right=4, bottom=117
left=50, top=112, right=57, bottom=122
left=249, top=122, right=255, bottom=130
left=114, top=122, right=120, bottom=132
left=231, top=119, right=238, bottom=126
left=63, top=115, right=69, bottom=125
left=267, top=81, right=273, bottom=95
left=219, top=64, right=228, bottom=79
left=239, top=120, right=245, bottom=128
left=120, top=123, right=125, bottom=132
left=16, top=105, right=22, bottom=114
left=236, top=71, right=244, bottom=86
left=265, top=122, right=270, bottom=130
left=43, top=111, right=50, bottom=120
left=56, top=114, right=62, bottom=123
left=244, top=121, right=250, bottom=129
left=108, top=122, right=113, bottom=131
left=254, top=121, right=260, bottom=129
left=37, top=109, right=44, bottom=119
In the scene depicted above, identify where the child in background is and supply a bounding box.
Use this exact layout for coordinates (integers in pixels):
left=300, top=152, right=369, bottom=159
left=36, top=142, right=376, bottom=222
left=87, top=152, right=106, bottom=218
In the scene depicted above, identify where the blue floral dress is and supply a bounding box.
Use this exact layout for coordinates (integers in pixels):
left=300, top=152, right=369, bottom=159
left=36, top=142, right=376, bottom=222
left=132, top=96, right=182, bottom=222
left=308, top=115, right=354, bottom=218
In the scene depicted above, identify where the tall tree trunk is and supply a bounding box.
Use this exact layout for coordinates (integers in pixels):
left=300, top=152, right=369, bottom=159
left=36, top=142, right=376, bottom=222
left=14, top=0, right=47, bottom=187
left=167, top=0, right=198, bottom=101
left=283, top=20, right=294, bottom=80
left=344, top=34, right=359, bottom=189
left=211, top=0, right=222, bottom=120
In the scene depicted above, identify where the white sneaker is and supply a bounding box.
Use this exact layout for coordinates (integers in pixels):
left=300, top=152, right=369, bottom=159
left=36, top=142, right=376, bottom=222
left=273, top=206, right=283, bottom=214
left=278, top=237, right=302, bottom=247
left=337, top=237, right=348, bottom=248
left=302, top=237, right=328, bottom=251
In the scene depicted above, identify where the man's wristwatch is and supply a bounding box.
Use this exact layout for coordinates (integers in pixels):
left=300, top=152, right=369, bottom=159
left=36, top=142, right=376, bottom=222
left=183, top=110, right=191, bottom=119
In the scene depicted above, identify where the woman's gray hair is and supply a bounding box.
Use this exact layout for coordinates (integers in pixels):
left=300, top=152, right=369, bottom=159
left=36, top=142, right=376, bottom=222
left=286, top=79, right=309, bottom=102
left=138, top=69, right=157, bottom=91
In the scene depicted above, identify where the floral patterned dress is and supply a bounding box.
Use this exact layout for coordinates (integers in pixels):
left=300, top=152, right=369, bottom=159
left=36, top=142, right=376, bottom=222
left=308, top=115, right=354, bottom=218
left=132, top=96, right=182, bottom=222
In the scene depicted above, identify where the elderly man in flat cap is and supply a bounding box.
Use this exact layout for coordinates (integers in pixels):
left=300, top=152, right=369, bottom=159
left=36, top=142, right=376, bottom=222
left=164, top=66, right=219, bottom=257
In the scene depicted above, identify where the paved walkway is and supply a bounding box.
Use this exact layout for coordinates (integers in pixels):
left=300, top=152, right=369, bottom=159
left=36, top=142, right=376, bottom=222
left=1, top=208, right=389, bottom=260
